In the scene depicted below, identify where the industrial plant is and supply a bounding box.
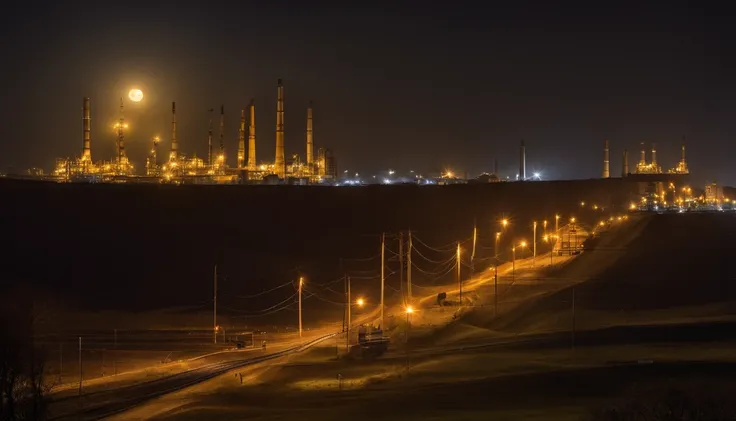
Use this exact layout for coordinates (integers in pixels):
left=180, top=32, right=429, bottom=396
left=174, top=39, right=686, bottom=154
left=46, top=80, right=338, bottom=185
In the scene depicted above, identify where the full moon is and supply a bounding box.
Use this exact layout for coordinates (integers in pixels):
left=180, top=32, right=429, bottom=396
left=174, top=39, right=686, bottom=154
left=128, top=89, right=143, bottom=102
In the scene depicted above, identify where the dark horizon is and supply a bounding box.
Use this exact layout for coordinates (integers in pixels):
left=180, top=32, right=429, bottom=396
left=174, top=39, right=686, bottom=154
left=2, top=1, right=736, bottom=185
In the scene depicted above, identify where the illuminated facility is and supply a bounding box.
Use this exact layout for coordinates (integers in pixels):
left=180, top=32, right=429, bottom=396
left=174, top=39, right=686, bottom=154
left=49, top=80, right=338, bottom=184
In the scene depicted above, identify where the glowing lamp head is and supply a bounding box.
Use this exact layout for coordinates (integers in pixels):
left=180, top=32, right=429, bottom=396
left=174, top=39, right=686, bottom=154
left=128, top=88, right=143, bottom=102
left=356, top=298, right=365, bottom=307
left=520, top=241, right=527, bottom=248
left=406, top=306, right=414, bottom=314
left=501, top=219, right=509, bottom=227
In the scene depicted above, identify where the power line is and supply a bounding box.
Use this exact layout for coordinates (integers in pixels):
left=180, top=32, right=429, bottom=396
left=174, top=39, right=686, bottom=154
left=234, top=281, right=293, bottom=299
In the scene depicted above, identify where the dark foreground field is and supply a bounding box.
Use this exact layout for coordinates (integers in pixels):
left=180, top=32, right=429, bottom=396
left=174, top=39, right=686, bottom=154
left=2, top=177, right=638, bottom=323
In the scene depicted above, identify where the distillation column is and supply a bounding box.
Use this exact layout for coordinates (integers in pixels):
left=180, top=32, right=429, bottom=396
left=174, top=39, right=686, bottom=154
left=117, top=98, right=126, bottom=168
left=306, top=101, right=314, bottom=169
left=170, top=102, right=178, bottom=162
left=247, top=99, right=256, bottom=171
left=519, top=140, right=526, bottom=181
left=639, top=142, right=646, bottom=167
left=219, top=105, right=225, bottom=164
left=275, top=79, right=285, bottom=179
left=622, top=149, right=628, bottom=177
left=238, top=109, right=245, bottom=168
left=651, top=143, right=657, bottom=168
left=82, top=97, right=91, bottom=163
left=602, top=139, right=610, bottom=178
left=207, top=108, right=213, bottom=167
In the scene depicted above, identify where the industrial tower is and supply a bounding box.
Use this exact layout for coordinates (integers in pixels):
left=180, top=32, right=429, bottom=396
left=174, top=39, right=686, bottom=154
left=274, top=79, right=285, bottom=179
left=306, top=101, right=314, bottom=170
left=237, top=109, right=245, bottom=168
left=81, top=97, right=91, bottom=164
left=602, top=139, right=610, bottom=178
left=248, top=99, right=256, bottom=171
left=170, top=102, right=178, bottom=162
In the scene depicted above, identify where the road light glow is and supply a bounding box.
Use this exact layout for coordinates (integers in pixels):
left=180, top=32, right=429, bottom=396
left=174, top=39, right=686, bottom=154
left=356, top=298, right=365, bottom=307
left=406, top=306, right=414, bottom=314
left=501, top=219, right=509, bottom=228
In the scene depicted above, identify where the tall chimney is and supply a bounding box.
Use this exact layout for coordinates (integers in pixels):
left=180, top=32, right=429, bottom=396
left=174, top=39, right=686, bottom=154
left=681, top=141, right=686, bottom=162
left=275, top=79, right=285, bottom=178
left=519, top=140, right=526, bottom=181
left=639, top=142, right=646, bottom=166
left=207, top=108, right=214, bottom=167
left=117, top=97, right=125, bottom=165
left=219, top=105, right=225, bottom=157
left=602, top=139, right=610, bottom=178
left=237, top=109, right=245, bottom=168
left=622, top=149, right=628, bottom=177
left=306, top=101, right=314, bottom=167
left=247, top=99, right=256, bottom=170
left=82, top=97, right=91, bottom=162
left=651, top=142, right=657, bottom=167
left=170, top=102, right=178, bottom=162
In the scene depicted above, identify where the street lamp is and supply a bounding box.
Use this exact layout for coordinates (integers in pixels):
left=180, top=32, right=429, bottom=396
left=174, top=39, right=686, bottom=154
left=356, top=298, right=365, bottom=307
left=512, top=241, right=527, bottom=280
left=495, top=231, right=501, bottom=261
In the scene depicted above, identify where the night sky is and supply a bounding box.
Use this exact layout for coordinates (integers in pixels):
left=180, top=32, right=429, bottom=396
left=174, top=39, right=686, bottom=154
left=2, top=1, right=736, bottom=184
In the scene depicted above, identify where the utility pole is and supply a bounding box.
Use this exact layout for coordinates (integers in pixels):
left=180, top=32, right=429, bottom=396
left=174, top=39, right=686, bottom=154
left=340, top=259, right=345, bottom=333
left=399, top=231, right=404, bottom=304
left=213, top=264, right=217, bottom=344
left=78, top=337, right=82, bottom=397
left=457, top=242, right=462, bottom=304
left=494, top=267, right=498, bottom=318
left=346, top=276, right=351, bottom=350
left=380, top=233, right=385, bottom=329
left=407, top=230, right=412, bottom=304
left=471, top=220, right=477, bottom=278
left=533, top=221, right=537, bottom=267
left=113, top=329, right=117, bottom=376
left=299, top=277, right=303, bottom=339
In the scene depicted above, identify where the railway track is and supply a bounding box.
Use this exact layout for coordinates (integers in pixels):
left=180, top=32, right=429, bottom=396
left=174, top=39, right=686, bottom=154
left=49, top=332, right=336, bottom=421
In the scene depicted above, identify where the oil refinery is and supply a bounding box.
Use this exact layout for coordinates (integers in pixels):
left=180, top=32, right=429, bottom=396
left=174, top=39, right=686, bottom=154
left=46, top=79, right=338, bottom=185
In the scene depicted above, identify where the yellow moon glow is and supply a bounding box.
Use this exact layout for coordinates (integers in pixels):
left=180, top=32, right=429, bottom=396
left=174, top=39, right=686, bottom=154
left=128, top=89, right=143, bottom=102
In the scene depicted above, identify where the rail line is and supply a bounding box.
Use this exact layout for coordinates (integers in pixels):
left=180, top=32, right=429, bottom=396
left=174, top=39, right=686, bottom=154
left=49, top=332, right=336, bottom=421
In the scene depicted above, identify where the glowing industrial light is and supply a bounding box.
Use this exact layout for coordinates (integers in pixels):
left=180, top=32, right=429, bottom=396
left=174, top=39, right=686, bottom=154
left=570, top=217, right=576, bottom=223
left=519, top=240, right=527, bottom=248
left=388, top=169, right=395, bottom=175
left=356, top=298, right=365, bottom=307
left=533, top=172, right=541, bottom=180
left=128, top=88, right=143, bottom=102
left=406, top=306, right=414, bottom=314
left=501, top=218, right=509, bottom=228
left=599, top=221, right=605, bottom=226
left=382, top=178, right=392, bottom=184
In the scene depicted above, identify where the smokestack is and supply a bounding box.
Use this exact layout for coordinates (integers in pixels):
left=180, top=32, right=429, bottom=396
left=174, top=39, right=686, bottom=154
left=681, top=141, right=686, bottom=162
left=219, top=105, right=225, bottom=156
left=306, top=101, right=314, bottom=167
left=237, top=109, right=245, bottom=168
left=602, top=139, right=610, bottom=178
left=622, top=149, right=629, bottom=177
left=117, top=97, right=125, bottom=165
left=82, top=97, right=91, bottom=162
left=248, top=99, right=256, bottom=170
left=639, top=142, right=646, bottom=166
left=207, top=108, right=214, bottom=167
left=275, top=79, right=285, bottom=178
left=651, top=142, right=657, bottom=167
left=170, top=102, right=178, bottom=162
left=519, top=140, right=526, bottom=181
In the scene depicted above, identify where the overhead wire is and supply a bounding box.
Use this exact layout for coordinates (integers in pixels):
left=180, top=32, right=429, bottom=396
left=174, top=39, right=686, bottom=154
left=234, top=280, right=293, bottom=299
